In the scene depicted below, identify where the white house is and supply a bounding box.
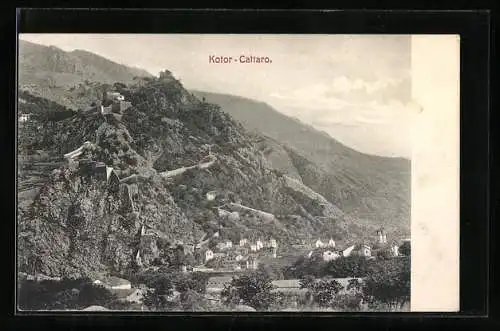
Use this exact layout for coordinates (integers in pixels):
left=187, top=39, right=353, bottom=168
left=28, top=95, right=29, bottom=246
left=376, top=229, right=388, bottom=244
left=256, top=240, right=264, bottom=251
left=269, top=238, right=278, bottom=248
left=315, top=239, right=325, bottom=248
left=93, top=276, right=131, bottom=290
left=239, top=238, right=248, bottom=246
left=206, top=191, right=217, bottom=201
left=246, top=256, right=258, bottom=270
left=391, top=244, right=400, bottom=257
left=323, top=250, right=341, bottom=262
left=250, top=244, right=257, bottom=252
left=225, top=240, right=233, bottom=249
left=19, top=114, right=29, bottom=123
left=342, top=245, right=356, bottom=257
left=327, top=239, right=336, bottom=248
left=205, top=249, right=214, bottom=262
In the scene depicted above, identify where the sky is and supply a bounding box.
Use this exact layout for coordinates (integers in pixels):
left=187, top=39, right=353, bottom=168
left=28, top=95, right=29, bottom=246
left=19, top=34, right=415, bottom=158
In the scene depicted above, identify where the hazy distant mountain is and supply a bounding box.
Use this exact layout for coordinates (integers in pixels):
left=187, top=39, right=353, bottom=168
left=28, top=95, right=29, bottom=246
left=18, top=40, right=153, bottom=110
left=192, top=91, right=410, bottom=233
left=19, top=40, right=152, bottom=86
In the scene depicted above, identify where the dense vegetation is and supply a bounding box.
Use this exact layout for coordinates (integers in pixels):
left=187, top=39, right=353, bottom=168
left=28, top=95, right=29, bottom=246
left=217, top=256, right=410, bottom=312
left=17, top=277, right=128, bottom=310
left=284, top=254, right=410, bottom=280
left=221, top=270, right=277, bottom=311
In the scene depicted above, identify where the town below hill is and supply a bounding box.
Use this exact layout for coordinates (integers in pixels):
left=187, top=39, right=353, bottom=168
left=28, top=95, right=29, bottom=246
left=17, top=41, right=411, bottom=312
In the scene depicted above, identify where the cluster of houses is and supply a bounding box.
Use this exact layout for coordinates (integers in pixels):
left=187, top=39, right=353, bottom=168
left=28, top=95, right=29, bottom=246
left=307, top=230, right=409, bottom=262
left=198, top=236, right=279, bottom=271
left=19, top=113, right=30, bottom=123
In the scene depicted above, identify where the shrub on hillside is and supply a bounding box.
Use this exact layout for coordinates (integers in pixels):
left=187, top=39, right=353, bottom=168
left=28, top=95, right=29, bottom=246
left=362, top=257, right=410, bottom=310
left=17, top=278, right=119, bottom=310
left=221, top=270, right=277, bottom=311
left=399, top=241, right=411, bottom=256
left=142, top=274, right=175, bottom=311
left=322, top=256, right=371, bottom=278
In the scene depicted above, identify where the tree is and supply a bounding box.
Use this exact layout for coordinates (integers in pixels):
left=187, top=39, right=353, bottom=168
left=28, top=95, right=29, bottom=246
left=179, top=289, right=213, bottom=311
left=399, top=241, right=411, bottom=256
left=301, top=278, right=343, bottom=307
left=322, top=256, right=370, bottom=278
left=174, top=272, right=209, bottom=295
left=299, top=275, right=316, bottom=290
left=362, top=257, right=410, bottom=311
left=205, top=258, right=222, bottom=269
left=189, top=272, right=210, bottom=294
left=258, top=263, right=284, bottom=280
left=18, top=278, right=94, bottom=310
left=376, top=248, right=392, bottom=260
left=142, top=274, right=175, bottom=311
left=346, top=278, right=363, bottom=292
left=285, top=254, right=324, bottom=278
left=221, top=270, right=277, bottom=311
left=78, top=283, right=118, bottom=308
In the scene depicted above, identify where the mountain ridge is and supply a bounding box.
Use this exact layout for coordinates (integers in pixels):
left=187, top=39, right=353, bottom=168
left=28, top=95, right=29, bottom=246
left=17, top=41, right=410, bottom=278
left=191, top=90, right=409, bottom=162
left=191, top=90, right=410, bottom=232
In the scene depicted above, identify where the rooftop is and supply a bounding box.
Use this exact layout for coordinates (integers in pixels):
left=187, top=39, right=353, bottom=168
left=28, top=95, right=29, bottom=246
left=272, top=279, right=301, bottom=288
left=82, top=305, right=110, bottom=311
left=206, top=276, right=233, bottom=289
left=95, top=276, right=131, bottom=287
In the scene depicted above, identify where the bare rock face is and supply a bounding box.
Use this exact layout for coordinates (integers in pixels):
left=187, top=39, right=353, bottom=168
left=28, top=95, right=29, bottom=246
left=18, top=152, right=200, bottom=279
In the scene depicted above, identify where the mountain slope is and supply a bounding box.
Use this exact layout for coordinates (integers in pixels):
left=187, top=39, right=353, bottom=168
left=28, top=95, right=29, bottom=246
left=19, top=40, right=152, bottom=86
left=18, top=40, right=153, bottom=110
left=18, top=72, right=376, bottom=279
left=192, top=91, right=410, bottom=234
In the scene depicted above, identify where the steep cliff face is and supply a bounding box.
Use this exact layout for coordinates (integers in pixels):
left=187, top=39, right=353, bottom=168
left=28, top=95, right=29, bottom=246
left=17, top=113, right=202, bottom=279
left=18, top=72, right=366, bottom=279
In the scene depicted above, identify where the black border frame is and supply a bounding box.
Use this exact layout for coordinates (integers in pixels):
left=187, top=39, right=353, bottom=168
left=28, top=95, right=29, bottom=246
left=2, top=7, right=494, bottom=330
